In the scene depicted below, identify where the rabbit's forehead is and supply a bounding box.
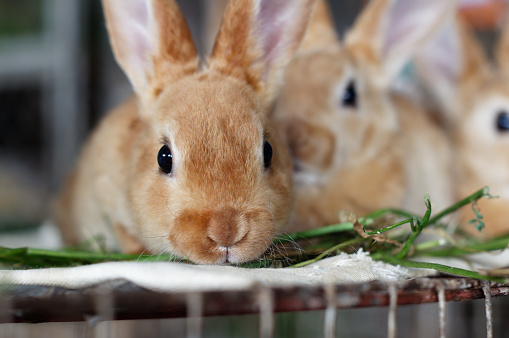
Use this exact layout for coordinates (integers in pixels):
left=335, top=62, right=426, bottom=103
left=152, top=76, right=265, bottom=161
left=153, top=76, right=266, bottom=132
left=285, top=49, right=348, bottom=90
left=174, top=112, right=262, bottom=150
left=278, top=49, right=351, bottom=120
left=171, top=107, right=265, bottom=194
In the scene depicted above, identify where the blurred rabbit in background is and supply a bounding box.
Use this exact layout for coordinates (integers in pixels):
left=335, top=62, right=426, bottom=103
left=415, top=2, right=509, bottom=237
left=271, top=0, right=455, bottom=232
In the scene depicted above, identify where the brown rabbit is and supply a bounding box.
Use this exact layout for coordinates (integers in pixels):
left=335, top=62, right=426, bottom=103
left=271, top=0, right=455, bottom=232
left=415, top=11, right=509, bottom=237
left=53, top=0, right=317, bottom=264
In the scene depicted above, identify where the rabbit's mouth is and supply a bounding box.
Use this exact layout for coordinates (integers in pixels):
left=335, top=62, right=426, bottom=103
left=215, top=246, right=235, bottom=265
left=211, top=237, right=248, bottom=265
left=209, top=232, right=272, bottom=265
left=176, top=239, right=268, bottom=265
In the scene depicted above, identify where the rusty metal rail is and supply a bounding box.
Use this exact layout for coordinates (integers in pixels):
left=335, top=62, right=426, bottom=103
left=0, top=277, right=506, bottom=324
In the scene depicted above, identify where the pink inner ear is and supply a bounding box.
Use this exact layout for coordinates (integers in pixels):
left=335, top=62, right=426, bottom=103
left=421, top=20, right=462, bottom=84
left=128, top=22, right=152, bottom=75
left=112, top=0, right=153, bottom=81
left=382, top=0, right=448, bottom=58
left=257, top=0, right=301, bottom=70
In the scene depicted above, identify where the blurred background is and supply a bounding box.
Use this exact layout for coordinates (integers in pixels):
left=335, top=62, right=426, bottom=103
left=0, top=0, right=508, bottom=337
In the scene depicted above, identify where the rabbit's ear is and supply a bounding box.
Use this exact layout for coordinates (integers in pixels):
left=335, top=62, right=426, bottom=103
left=495, top=17, right=509, bottom=74
left=300, top=0, right=339, bottom=51
left=208, top=0, right=316, bottom=106
left=102, top=0, right=199, bottom=102
left=345, top=0, right=455, bottom=87
left=415, top=16, right=489, bottom=116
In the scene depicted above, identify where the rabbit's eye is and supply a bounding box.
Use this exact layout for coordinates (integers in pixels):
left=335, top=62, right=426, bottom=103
left=342, top=81, right=357, bottom=108
left=496, top=111, right=509, bottom=132
left=158, top=145, right=173, bottom=174
left=263, top=140, right=273, bottom=169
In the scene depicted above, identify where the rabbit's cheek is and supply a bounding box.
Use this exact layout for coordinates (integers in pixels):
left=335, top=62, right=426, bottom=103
left=358, top=124, right=377, bottom=152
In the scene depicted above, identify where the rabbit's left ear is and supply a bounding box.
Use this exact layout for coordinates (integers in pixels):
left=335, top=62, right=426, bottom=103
left=345, top=0, right=456, bottom=87
left=208, top=0, right=317, bottom=107
left=415, top=15, right=490, bottom=118
left=102, top=0, right=199, bottom=104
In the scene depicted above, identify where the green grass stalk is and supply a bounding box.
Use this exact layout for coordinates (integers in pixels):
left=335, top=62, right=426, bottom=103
left=373, top=253, right=506, bottom=283
left=276, top=222, right=354, bottom=243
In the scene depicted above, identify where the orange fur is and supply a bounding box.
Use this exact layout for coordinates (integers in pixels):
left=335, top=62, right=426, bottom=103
left=54, top=0, right=314, bottom=264
left=300, top=0, right=338, bottom=51
left=209, top=1, right=262, bottom=92
left=114, top=223, right=146, bottom=254
left=345, top=0, right=389, bottom=72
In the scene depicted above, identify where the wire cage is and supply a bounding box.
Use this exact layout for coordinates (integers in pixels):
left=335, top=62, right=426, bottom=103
left=0, top=276, right=508, bottom=337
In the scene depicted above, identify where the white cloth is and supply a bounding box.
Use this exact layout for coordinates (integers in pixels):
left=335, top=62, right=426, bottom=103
left=0, top=250, right=418, bottom=293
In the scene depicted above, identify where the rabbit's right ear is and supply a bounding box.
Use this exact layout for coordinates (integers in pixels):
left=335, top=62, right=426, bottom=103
left=345, top=0, right=456, bottom=88
left=208, top=0, right=317, bottom=107
left=102, top=0, right=199, bottom=104
left=415, top=15, right=490, bottom=116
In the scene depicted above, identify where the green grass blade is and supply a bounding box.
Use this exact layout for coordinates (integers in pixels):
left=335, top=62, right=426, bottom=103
left=373, top=253, right=506, bottom=283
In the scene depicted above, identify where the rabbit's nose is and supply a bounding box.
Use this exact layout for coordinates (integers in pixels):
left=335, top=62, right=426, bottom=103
left=207, top=208, right=247, bottom=247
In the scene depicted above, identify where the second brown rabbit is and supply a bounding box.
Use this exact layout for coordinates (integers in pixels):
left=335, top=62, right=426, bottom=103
left=272, top=0, right=455, bottom=232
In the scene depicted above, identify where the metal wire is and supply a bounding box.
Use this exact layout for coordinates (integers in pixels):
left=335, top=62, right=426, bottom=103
left=388, top=284, right=398, bottom=338
left=483, top=281, right=493, bottom=338
left=258, top=286, right=274, bottom=338
left=186, top=292, right=203, bottom=338
left=438, top=284, right=446, bottom=338
left=324, top=284, right=337, bottom=338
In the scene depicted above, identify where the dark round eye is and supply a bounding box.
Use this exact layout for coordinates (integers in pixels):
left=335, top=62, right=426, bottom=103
left=342, top=81, right=357, bottom=108
left=263, top=140, right=273, bottom=169
left=157, top=145, right=173, bottom=174
left=496, top=111, right=509, bottom=132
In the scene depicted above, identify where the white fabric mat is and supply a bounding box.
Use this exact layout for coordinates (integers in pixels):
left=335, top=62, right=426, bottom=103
left=0, top=250, right=422, bottom=293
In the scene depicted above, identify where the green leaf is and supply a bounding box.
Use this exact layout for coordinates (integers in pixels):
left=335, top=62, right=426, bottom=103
left=475, top=220, right=485, bottom=232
